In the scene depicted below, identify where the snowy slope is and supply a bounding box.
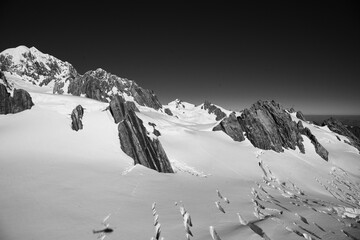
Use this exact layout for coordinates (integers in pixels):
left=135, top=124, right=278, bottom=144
left=1, top=75, right=360, bottom=240
left=164, top=99, right=223, bottom=125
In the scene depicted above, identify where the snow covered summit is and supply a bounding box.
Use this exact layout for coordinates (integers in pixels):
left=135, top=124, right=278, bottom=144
left=0, top=45, right=75, bottom=87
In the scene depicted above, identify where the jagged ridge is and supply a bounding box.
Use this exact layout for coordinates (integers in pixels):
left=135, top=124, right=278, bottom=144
left=213, top=100, right=329, bottom=160
left=0, top=46, right=162, bottom=110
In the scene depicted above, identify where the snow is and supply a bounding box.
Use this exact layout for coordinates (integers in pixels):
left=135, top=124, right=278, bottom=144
left=0, top=78, right=360, bottom=240
left=164, top=99, right=221, bottom=125
left=0, top=45, right=30, bottom=64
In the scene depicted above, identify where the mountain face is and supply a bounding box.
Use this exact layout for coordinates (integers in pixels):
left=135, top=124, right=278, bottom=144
left=0, top=46, right=162, bottom=110
left=0, top=45, right=75, bottom=87
left=54, top=68, right=162, bottom=109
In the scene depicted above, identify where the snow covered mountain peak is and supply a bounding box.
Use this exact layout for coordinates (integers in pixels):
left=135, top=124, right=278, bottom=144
left=0, top=46, right=163, bottom=109
left=0, top=45, right=74, bottom=87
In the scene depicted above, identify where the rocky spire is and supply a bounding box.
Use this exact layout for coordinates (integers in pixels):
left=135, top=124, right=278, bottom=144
left=109, top=96, right=173, bottom=173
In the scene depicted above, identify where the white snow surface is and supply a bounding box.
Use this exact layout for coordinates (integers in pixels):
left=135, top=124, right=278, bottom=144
left=0, top=76, right=360, bottom=240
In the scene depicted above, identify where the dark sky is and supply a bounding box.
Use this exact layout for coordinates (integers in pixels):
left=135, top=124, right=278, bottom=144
left=1, top=2, right=359, bottom=114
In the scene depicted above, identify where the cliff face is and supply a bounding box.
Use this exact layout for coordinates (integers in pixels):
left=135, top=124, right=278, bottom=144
left=109, top=97, right=173, bottom=173
left=239, top=100, right=305, bottom=153
left=213, top=113, right=245, bottom=142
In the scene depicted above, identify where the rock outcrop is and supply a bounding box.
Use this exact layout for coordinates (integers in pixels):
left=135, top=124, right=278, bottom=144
left=109, top=95, right=139, bottom=124
left=202, top=100, right=226, bottom=121
left=323, top=118, right=360, bottom=152
left=0, top=83, right=34, bottom=114
left=118, top=110, right=173, bottom=173
left=164, top=108, right=173, bottom=116
left=108, top=96, right=173, bottom=173
left=212, top=100, right=333, bottom=159
left=297, top=121, right=328, bottom=161
left=238, top=100, right=305, bottom=153
left=213, top=100, right=305, bottom=153
left=213, top=113, right=245, bottom=141
left=148, top=122, right=161, bottom=137
left=71, top=105, right=84, bottom=131
left=296, top=111, right=306, bottom=121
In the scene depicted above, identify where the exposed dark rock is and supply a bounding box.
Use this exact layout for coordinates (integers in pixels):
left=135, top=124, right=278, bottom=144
left=64, top=68, right=162, bottom=109
left=347, top=125, right=360, bottom=141
left=118, top=111, right=173, bottom=173
left=125, top=101, right=139, bottom=112
left=71, top=105, right=84, bottom=131
left=296, top=111, right=306, bottom=121
left=153, top=128, right=161, bottom=137
left=289, top=107, right=296, bottom=113
left=164, top=108, right=173, bottom=116
left=238, top=100, right=305, bottom=153
left=213, top=113, right=245, bottom=141
left=212, top=100, right=306, bottom=153
left=0, top=71, right=11, bottom=89
left=322, top=118, right=360, bottom=152
left=148, top=122, right=161, bottom=137
left=202, top=100, right=226, bottom=121
left=297, top=121, right=328, bottom=161
left=0, top=83, right=34, bottom=114
left=109, top=95, right=139, bottom=124
left=336, top=135, right=341, bottom=141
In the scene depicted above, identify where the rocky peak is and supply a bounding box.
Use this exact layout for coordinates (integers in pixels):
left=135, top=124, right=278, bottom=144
left=89, top=68, right=108, bottom=79
left=238, top=100, right=305, bottom=153
left=1, top=46, right=163, bottom=111
left=202, top=100, right=227, bottom=121
left=58, top=67, right=162, bottom=109
left=214, top=100, right=307, bottom=152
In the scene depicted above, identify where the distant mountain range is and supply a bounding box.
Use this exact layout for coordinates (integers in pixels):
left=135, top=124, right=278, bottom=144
left=1, top=45, right=359, bottom=172
left=1, top=45, right=360, bottom=240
